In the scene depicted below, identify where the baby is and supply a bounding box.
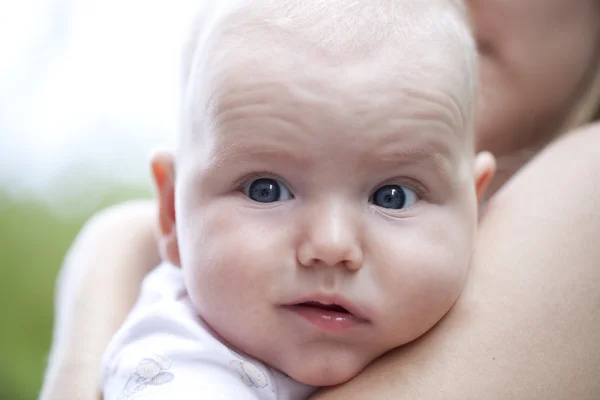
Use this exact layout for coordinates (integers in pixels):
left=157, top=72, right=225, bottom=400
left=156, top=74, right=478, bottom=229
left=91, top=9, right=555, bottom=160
left=102, top=0, right=496, bottom=398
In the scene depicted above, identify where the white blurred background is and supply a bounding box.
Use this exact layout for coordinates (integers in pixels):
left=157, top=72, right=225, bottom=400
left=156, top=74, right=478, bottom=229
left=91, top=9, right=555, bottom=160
left=0, top=3, right=206, bottom=398
left=0, top=0, right=200, bottom=215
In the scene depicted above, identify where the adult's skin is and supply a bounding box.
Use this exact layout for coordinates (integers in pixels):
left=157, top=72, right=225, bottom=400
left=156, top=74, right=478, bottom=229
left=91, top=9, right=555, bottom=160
left=40, top=0, right=600, bottom=399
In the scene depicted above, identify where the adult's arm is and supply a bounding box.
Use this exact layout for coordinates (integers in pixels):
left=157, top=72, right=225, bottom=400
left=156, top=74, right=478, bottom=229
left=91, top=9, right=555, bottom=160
left=312, top=123, right=600, bottom=400
left=40, top=200, right=160, bottom=400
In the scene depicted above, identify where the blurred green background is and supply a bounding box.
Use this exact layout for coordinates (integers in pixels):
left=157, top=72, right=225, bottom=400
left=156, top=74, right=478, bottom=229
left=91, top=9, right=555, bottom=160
left=0, top=185, right=150, bottom=400
left=1, top=1, right=195, bottom=398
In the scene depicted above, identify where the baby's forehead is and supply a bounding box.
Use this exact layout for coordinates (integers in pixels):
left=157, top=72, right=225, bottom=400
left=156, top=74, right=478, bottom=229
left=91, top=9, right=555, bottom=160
left=180, top=0, right=476, bottom=147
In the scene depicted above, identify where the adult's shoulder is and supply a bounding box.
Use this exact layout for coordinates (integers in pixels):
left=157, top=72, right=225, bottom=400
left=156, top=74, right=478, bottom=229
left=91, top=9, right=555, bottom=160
left=484, top=121, right=600, bottom=224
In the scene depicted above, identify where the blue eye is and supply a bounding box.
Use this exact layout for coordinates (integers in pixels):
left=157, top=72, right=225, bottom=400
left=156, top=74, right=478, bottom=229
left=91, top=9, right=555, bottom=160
left=371, top=185, right=418, bottom=210
left=244, top=178, right=293, bottom=203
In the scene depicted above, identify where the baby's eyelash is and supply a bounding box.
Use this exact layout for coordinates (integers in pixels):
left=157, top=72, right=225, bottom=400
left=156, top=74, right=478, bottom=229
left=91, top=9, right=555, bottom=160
left=374, top=178, right=429, bottom=197
left=234, top=171, right=282, bottom=190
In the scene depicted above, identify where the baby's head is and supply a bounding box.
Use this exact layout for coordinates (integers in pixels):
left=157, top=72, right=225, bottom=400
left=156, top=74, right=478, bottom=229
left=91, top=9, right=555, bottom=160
left=152, top=0, right=495, bottom=386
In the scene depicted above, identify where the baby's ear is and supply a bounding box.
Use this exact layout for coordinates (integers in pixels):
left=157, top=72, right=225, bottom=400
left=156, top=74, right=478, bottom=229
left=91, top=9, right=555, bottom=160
left=150, top=151, right=181, bottom=267
left=474, top=151, right=496, bottom=204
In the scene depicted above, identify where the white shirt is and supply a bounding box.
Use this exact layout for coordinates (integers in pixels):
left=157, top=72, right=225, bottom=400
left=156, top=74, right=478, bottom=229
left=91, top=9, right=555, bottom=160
left=102, top=263, right=317, bottom=400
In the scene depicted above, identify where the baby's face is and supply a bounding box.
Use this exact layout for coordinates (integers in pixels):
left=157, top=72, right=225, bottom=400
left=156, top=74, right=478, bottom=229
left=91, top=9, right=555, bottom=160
left=165, top=24, right=491, bottom=386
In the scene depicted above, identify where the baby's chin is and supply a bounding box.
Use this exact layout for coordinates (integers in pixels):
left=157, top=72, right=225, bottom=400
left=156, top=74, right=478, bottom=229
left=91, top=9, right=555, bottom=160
left=269, top=345, right=377, bottom=387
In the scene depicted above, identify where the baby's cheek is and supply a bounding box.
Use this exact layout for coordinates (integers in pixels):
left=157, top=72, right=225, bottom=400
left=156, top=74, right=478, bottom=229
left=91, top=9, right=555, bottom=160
left=387, top=242, right=466, bottom=303
left=183, top=211, right=282, bottom=310
left=413, top=221, right=473, bottom=298
left=419, top=205, right=475, bottom=280
left=381, top=247, right=466, bottom=343
left=369, top=216, right=472, bottom=339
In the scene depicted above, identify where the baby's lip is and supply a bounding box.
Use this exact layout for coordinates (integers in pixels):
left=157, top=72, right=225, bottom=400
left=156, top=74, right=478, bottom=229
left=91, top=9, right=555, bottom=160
left=286, top=294, right=370, bottom=322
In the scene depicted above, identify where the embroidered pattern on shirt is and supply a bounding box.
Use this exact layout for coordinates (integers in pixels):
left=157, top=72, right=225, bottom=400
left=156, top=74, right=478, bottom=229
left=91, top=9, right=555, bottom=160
left=228, top=349, right=271, bottom=391
left=118, top=353, right=174, bottom=399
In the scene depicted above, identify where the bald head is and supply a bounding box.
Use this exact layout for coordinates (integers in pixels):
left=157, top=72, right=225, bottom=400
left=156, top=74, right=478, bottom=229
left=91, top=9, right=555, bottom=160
left=158, top=6, right=489, bottom=385
left=178, top=0, right=477, bottom=154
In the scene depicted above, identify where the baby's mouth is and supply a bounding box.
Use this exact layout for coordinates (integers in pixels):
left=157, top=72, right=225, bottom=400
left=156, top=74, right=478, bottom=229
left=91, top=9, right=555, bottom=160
left=284, top=299, right=370, bottom=331
left=284, top=295, right=370, bottom=323
left=297, top=301, right=350, bottom=314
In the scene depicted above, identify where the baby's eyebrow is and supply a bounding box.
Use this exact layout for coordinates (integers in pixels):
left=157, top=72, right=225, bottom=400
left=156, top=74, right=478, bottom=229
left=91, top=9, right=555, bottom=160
left=203, top=139, right=312, bottom=171
left=367, top=141, right=456, bottom=178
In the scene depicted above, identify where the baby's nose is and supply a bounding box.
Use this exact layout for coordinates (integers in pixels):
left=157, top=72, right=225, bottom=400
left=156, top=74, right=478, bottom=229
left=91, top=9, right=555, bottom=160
left=296, top=201, right=363, bottom=271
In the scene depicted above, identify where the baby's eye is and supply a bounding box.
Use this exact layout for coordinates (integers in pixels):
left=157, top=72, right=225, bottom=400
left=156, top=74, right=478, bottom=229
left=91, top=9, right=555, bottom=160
left=243, top=178, right=293, bottom=203
left=370, top=184, right=418, bottom=210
